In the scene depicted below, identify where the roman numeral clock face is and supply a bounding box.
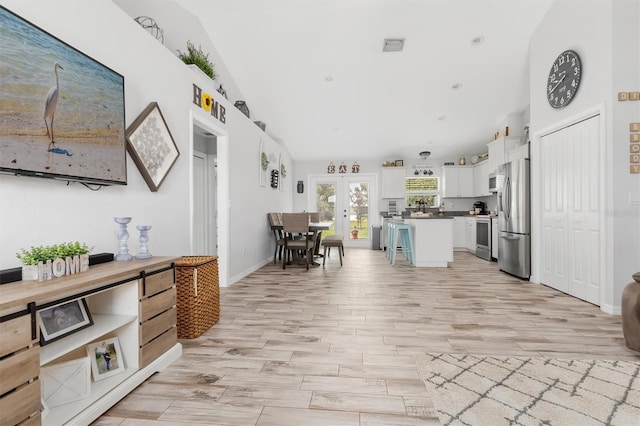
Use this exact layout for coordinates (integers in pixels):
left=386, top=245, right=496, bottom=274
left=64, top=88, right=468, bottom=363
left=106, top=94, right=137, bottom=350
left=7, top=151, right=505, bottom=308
left=547, top=50, right=582, bottom=109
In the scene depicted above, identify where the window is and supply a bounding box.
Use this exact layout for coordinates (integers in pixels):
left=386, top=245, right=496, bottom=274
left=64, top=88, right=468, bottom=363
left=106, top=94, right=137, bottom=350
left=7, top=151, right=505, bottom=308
left=405, top=176, right=440, bottom=207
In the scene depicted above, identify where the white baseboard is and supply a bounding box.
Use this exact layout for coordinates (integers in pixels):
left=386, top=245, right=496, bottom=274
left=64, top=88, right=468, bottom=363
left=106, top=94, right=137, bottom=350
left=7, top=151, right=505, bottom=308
left=226, top=257, right=272, bottom=287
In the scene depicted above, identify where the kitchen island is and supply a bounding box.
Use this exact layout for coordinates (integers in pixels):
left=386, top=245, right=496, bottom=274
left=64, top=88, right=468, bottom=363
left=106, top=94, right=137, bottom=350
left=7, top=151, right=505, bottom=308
left=403, top=217, right=454, bottom=267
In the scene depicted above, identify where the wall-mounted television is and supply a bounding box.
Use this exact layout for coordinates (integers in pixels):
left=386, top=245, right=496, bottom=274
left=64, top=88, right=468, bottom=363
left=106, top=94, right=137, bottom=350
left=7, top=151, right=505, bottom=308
left=0, top=6, right=127, bottom=186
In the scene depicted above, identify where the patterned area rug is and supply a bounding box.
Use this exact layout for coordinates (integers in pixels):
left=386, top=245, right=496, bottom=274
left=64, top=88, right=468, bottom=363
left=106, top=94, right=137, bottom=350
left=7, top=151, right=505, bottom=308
left=416, top=353, right=640, bottom=425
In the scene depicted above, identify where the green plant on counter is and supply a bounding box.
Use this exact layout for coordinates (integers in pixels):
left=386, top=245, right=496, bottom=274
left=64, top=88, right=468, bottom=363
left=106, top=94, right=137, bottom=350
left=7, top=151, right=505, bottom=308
left=16, top=241, right=93, bottom=265
left=177, top=41, right=217, bottom=80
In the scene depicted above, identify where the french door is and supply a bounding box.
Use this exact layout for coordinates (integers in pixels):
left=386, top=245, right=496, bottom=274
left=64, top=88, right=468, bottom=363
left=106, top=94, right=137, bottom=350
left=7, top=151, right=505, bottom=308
left=308, top=174, right=377, bottom=248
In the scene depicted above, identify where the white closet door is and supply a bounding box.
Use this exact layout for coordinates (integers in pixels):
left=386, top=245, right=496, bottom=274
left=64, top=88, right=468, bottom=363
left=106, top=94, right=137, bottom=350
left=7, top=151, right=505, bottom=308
left=541, top=128, right=568, bottom=293
left=567, top=116, right=601, bottom=304
left=540, top=115, right=601, bottom=304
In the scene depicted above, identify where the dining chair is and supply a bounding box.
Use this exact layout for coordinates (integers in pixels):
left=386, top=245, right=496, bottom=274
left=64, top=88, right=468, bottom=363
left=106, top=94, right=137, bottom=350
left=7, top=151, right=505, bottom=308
left=267, top=213, right=285, bottom=264
left=282, top=212, right=316, bottom=270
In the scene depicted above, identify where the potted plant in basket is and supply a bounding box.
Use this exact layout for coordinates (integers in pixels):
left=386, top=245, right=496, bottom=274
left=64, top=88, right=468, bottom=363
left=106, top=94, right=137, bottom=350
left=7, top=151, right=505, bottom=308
left=17, top=241, right=92, bottom=281
left=177, top=40, right=217, bottom=80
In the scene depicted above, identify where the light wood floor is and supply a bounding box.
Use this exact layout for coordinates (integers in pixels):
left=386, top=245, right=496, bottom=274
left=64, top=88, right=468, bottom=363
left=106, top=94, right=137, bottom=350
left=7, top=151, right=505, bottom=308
left=95, top=250, right=639, bottom=425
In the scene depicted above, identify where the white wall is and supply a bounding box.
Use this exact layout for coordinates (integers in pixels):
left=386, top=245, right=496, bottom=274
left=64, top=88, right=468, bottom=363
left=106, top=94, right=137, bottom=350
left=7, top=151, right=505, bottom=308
left=530, top=0, right=640, bottom=311
left=0, top=0, right=293, bottom=285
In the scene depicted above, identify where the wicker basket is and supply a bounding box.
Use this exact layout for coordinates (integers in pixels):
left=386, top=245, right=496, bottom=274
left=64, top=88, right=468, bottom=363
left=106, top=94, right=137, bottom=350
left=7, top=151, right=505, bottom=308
left=175, top=256, right=219, bottom=339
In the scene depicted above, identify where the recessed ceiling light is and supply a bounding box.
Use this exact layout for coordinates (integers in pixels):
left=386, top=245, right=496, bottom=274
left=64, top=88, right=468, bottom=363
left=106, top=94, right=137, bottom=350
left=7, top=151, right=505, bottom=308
left=331, top=126, right=339, bottom=131
left=451, top=83, right=463, bottom=90
left=325, top=75, right=334, bottom=82
left=438, top=116, right=447, bottom=121
left=471, top=35, right=485, bottom=46
left=382, top=38, right=405, bottom=52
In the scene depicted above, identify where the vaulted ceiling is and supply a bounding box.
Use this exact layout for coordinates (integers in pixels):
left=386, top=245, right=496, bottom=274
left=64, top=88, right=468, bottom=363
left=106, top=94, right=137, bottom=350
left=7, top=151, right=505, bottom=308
left=179, top=0, right=553, bottom=163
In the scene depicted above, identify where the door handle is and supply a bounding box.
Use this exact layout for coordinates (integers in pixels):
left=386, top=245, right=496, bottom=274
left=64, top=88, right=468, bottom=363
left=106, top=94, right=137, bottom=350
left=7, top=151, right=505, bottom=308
left=500, top=235, right=520, bottom=241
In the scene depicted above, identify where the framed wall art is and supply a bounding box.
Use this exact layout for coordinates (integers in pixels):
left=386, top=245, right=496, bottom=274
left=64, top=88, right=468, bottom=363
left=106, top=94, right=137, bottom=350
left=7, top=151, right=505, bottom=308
left=86, top=337, right=125, bottom=381
left=126, top=102, right=180, bottom=192
left=38, top=298, right=93, bottom=345
left=259, top=138, right=268, bottom=187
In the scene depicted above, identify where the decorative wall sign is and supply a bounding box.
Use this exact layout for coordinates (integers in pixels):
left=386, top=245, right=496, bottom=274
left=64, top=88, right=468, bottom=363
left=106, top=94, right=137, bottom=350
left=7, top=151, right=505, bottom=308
left=338, top=163, right=347, bottom=173
left=327, top=162, right=335, bottom=174
left=192, top=84, right=226, bottom=123
left=352, top=162, right=360, bottom=173
left=126, top=102, right=180, bottom=192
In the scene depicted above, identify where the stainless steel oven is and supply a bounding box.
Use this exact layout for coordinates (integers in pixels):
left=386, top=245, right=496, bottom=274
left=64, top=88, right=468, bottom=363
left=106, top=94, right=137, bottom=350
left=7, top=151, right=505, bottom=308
left=476, top=216, right=491, bottom=260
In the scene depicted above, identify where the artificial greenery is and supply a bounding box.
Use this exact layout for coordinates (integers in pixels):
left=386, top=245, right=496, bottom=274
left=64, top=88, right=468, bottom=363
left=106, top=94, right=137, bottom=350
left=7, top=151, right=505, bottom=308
left=261, top=152, right=270, bottom=171
left=177, top=41, right=217, bottom=80
left=17, top=241, right=92, bottom=265
left=280, top=163, right=287, bottom=178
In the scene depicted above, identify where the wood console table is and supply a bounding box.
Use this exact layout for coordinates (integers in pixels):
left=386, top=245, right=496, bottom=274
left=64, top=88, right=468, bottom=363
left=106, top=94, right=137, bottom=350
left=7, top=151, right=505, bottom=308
left=0, top=257, right=182, bottom=426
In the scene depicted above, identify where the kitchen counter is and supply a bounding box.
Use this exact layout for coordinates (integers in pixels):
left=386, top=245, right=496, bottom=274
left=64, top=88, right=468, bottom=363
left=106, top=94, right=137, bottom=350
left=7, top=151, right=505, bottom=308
left=403, top=218, right=453, bottom=267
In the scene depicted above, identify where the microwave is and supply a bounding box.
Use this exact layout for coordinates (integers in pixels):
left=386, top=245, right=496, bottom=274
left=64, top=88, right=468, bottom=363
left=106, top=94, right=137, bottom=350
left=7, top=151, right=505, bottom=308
left=489, top=172, right=498, bottom=193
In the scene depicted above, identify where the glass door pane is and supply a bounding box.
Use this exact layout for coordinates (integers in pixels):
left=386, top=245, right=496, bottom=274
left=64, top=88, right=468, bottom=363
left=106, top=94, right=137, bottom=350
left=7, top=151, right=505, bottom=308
left=349, top=181, right=369, bottom=240
left=315, top=182, right=336, bottom=237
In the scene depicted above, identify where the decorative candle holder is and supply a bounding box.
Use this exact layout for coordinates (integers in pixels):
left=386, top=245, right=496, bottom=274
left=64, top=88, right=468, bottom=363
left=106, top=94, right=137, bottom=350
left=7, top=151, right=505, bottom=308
left=114, top=217, right=133, bottom=261
left=135, top=225, right=153, bottom=259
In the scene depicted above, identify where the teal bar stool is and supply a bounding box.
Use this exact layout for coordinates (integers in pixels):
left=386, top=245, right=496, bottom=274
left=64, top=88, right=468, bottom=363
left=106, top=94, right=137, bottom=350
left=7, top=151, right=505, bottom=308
left=386, top=222, right=397, bottom=262
left=389, top=223, right=414, bottom=266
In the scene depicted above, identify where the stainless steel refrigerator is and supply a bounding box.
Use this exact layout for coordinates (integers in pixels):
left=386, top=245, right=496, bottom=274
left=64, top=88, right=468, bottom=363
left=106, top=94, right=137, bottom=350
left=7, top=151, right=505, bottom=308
left=497, top=158, right=530, bottom=279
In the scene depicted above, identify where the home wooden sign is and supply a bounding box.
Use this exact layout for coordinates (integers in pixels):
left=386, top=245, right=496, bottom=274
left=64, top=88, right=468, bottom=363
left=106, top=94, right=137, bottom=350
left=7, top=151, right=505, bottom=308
left=192, top=83, right=226, bottom=124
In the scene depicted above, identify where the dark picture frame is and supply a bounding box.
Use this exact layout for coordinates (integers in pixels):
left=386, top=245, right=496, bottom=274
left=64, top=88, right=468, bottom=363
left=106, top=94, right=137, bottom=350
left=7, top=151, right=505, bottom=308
left=126, top=102, right=180, bottom=192
left=38, top=298, right=93, bottom=345
left=395, top=160, right=404, bottom=167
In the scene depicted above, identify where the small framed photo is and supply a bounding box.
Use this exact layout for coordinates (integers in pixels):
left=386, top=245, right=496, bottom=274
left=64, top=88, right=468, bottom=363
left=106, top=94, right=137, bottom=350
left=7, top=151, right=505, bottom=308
left=38, top=299, right=93, bottom=345
left=86, top=337, right=125, bottom=381
left=126, top=102, right=180, bottom=192
left=395, top=160, right=404, bottom=167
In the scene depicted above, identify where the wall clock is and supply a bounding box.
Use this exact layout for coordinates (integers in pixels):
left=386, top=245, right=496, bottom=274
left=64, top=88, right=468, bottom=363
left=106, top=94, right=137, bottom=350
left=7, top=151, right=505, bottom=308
left=547, top=50, right=582, bottom=109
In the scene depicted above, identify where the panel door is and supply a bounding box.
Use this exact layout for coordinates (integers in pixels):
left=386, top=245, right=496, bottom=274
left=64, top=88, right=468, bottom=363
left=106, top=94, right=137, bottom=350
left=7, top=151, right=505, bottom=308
left=540, top=115, right=601, bottom=304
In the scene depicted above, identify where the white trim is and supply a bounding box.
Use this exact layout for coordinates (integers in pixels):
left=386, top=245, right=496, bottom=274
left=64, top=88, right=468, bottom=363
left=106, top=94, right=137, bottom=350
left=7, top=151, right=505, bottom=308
left=530, top=103, right=609, bottom=312
left=227, top=258, right=272, bottom=287
left=189, top=110, right=230, bottom=287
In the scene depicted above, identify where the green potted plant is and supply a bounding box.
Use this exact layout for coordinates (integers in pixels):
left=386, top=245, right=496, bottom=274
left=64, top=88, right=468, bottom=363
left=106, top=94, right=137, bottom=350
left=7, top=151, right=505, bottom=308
left=177, top=40, right=217, bottom=80
left=17, top=241, right=92, bottom=281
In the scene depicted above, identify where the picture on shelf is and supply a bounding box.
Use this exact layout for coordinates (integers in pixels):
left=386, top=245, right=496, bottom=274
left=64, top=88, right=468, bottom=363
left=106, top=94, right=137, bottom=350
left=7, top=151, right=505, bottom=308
left=86, top=337, right=125, bottom=381
left=38, top=298, right=93, bottom=345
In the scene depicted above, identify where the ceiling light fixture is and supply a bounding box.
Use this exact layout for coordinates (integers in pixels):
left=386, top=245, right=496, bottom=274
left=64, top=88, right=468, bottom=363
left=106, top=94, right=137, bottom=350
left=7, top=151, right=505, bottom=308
left=471, top=35, right=485, bottom=46
left=419, top=151, right=431, bottom=159
left=382, top=38, right=405, bottom=52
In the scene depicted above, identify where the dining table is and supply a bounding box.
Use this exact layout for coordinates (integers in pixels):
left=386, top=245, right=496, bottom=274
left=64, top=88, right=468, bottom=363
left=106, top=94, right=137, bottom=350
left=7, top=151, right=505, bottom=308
left=270, top=221, right=332, bottom=259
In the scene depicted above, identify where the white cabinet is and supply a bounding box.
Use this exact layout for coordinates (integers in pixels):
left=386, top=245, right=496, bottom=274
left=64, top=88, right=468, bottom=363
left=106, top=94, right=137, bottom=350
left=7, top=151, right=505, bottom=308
left=506, top=143, right=529, bottom=162
left=465, top=217, right=477, bottom=252
left=381, top=167, right=406, bottom=198
left=452, top=217, right=466, bottom=250
left=487, top=137, right=521, bottom=172
left=442, top=166, right=473, bottom=198
left=491, top=217, right=498, bottom=259
left=487, top=139, right=504, bottom=173
left=473, top=161, right=490, bottom=196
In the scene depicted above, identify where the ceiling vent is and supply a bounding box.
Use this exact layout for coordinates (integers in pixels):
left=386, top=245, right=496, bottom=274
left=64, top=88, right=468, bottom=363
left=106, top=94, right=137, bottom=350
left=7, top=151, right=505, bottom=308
left=382, top=38, right=405, bottom=52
